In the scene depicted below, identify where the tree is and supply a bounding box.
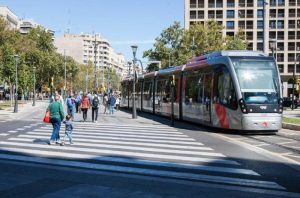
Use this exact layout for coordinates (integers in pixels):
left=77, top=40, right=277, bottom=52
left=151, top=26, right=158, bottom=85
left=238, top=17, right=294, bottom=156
left=143, top=21, right=248, bottom=71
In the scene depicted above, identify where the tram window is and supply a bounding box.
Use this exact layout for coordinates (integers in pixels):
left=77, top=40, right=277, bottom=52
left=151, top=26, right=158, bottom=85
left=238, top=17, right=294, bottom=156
left=144, top=81, right=152, bottom=100
left=213, top=67, right=238, bottom=109
left=184, top=72, right=203, bottom=104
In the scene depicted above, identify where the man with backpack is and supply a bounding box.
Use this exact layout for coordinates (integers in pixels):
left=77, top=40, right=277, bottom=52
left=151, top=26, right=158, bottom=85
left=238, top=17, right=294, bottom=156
left=92, top=93, right=100, bottom=122
left=66, top=94, right=75, bottom=119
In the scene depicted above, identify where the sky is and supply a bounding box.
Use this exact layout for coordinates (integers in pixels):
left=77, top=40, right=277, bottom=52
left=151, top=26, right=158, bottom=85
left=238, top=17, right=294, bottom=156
left=1, top=0, right=184, bottom=62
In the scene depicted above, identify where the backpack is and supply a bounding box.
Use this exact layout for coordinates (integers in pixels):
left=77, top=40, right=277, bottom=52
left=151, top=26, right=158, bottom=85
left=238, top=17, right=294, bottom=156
left=67, top=98, right=73, bottom=108
left=92, top=97, right=99, bottom=108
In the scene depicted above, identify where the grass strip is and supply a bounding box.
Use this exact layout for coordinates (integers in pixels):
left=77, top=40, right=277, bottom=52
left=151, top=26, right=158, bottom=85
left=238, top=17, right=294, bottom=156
left=283, top=117, right=300, bottom=125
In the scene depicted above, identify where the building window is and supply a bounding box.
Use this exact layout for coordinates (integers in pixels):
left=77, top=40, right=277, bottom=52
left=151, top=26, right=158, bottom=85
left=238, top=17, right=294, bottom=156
left=277, top=54, right=284, bottom=62
left=269, top=21, right=276, bottom=29
left=257, top=10, right=263, bottom=18
left=278, top=0, right=285, bottom=6
left=277, top=31, right=284, bottom=40
left=288, top=54, right=295, bottom=62
left=257, top=20, right=263, bottom=29
left=227, top=10, right=234, bottom=18
left=198, top=0, right=204, bottom=8
left=227, top=0, right=234, bottom=7
left=239, top=0, right=245, bottom=7
left=277, top=42, right=284, bottom=51
left=238, top=21, right=245, bottom=28
left=278, top=9, right=285, bottom=17
left=208, top=10, right=215, bottom=19
left=246, top=32, right=253, bottom=40
left=257, top=0, right=264, bottom=7
left=238, top=10, right=245, bottom=18
left=226, top=21, right=234, bottom=29
left=216, top=10, right=223, bottom=18
left=257, top=32, right=263, bottom=40
left=198, top=11, right=204, bottom=19
left=277, top=65, right=284, bottom=73
left=257, top=43, right=263, bottom=51
left=288, top=64, right=294, bottom=73
left=190, top=11, right=196, bottom=19
left=247, top=43, right=253, bottom=50
left=277, top=21, right=284, bottom=29
left=190, top=0, right=196, bottom=8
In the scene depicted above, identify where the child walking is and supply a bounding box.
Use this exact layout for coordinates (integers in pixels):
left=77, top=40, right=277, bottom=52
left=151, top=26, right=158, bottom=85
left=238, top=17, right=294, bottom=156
left=61, top=115, right=74, bottom=146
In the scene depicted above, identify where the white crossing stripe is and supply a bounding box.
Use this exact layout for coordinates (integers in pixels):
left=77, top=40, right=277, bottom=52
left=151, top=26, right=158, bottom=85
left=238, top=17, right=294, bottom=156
left=15, top=135, right=211, bottom=151
left=0, top=133, right=9, bottom=136
left=0, top=153, right=284, bottom=190
left=22, top=132, right=204, bottom=146
left=0, top=141, right=233, bottom=164
left=36, top=128, right=188, bottom=137
left=9, top=138, right=221, bottom=157
left=0, top=147, right=254, bottom=175
left=0, top=122, right=287, bottom=191
left=32, top=130, right=195, bottom=141
left=7, top=130, right=17, bottom=133
left=16, top=128, right=25, bottom=131
left=41, top=126, right=181, bottom=134
left=24, top=126, right=32, bottom=128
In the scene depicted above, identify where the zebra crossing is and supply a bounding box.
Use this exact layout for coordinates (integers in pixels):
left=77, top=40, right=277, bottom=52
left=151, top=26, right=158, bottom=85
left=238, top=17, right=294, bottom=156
left=0, top=122, right=286, bottom=192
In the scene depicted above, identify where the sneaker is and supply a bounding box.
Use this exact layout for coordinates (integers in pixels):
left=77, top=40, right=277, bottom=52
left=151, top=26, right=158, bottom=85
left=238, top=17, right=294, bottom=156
left=70, top=142, right=74, bottom=145
left=56, top=140, right=61, bottom=144
left=61, top=142, right=65, bottom=146
left=49, top=141, right=55, bottom=145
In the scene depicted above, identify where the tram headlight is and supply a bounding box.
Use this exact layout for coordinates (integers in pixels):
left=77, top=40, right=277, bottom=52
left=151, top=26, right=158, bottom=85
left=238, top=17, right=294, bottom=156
left=278, top=98, right=283, bottom=113
left=239, top=99, right=248, bottom=114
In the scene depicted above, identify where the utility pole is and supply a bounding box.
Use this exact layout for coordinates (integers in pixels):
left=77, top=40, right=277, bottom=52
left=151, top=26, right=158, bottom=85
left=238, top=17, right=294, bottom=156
left=93, top=34, right=99, bottom=93
left=13, top=55, right=19, bottom=113
left=32, top=66, right=36, bottom=106
left=64, top=49, right=67, bottom=99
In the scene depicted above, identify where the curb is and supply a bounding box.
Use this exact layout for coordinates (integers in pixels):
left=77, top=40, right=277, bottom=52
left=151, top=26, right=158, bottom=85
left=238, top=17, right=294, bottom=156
left=282, top=122, right=300, bottom=131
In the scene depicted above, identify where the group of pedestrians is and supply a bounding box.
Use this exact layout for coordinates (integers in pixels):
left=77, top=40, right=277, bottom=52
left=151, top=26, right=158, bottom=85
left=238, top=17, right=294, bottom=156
left=46, top=91, right=119, bottom=146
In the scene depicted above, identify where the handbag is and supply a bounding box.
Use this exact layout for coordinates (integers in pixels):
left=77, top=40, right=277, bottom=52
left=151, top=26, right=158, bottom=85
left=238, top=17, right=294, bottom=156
left=43, top=111, right=51, bottom=123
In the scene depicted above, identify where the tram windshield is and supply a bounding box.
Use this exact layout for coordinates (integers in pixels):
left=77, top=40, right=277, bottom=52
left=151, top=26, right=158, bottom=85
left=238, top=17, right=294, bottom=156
left=231, top=58, right=280, bottom=104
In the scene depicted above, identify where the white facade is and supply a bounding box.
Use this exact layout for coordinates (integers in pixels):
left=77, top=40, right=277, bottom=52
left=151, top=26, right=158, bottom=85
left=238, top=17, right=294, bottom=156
left=184, top=0, right=300, bottom=97
left=0, top=6, right=18, bottom=29
left=55, top=33, right=127, bottom=78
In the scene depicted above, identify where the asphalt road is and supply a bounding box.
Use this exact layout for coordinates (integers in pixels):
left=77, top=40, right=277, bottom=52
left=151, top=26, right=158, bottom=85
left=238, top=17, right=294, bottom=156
left=0, top=101, right=299, bottom=198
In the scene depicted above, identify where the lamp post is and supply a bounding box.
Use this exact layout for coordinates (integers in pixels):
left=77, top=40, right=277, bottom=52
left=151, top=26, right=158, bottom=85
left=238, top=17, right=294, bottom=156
left=292, top=54, right=300, bottom=110
left=93, top=35, right=99, bottom=93
left=131, top=45, right=138, bottom=119
left=32, top=66, right=36, bottom=106
left=13, top=55, right=19, bottom=113
left=64, top=49, right=67, bottom=99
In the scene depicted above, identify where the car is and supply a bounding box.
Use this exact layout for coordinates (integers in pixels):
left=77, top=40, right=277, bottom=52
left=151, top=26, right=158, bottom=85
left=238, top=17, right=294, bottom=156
left=282, top=97, right=299, bottom=109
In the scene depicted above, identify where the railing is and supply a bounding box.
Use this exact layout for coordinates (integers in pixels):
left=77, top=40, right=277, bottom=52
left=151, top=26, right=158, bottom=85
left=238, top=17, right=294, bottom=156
left=216, top=14, right=223, bottom=18
left=289, top=2, right=296, bottom=6
left=288, top=35, right=296, bottom=39
left=208, top=14, right=215, bottom=18
left=227, top=26, right=235, bottom=30
left=198, top=3, right=204, bottom=8
left=278, top=13, right=284, bottom=18
left=277, top=36, right=284, bottom=40
left=246, top=14, right=254, bottom=18
left=198, top=14, right=204, bottom=19
left=289, top=24, right=296, bottom=28
left=269, top=13, right=276, bottom=18
left=247, top=3, right=254, bottom=7
left=238, top=3, right=245, bottom=7
left=246, top=25, right=253, bottom=29
left=288, top=46, right=295, bottom=51
left=190, top=15, right=197, bottom=19
left=289, top=13, right=296, bottom=17
left=190, top=4, right=197, bottom=8
left=208, top=3, right=215, bottom=8
left=216, top=3, right=223, bottom=7
left=227, top=15, right=234, bottom=18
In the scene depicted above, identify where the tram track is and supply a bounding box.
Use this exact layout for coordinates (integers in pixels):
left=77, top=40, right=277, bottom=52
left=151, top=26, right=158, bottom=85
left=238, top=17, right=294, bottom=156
left=241, top=134, right=300, bottom=155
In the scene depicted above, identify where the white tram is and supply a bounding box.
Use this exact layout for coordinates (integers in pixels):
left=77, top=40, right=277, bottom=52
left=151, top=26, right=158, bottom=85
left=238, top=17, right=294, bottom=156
left=121, top=50, right=283, bottom=131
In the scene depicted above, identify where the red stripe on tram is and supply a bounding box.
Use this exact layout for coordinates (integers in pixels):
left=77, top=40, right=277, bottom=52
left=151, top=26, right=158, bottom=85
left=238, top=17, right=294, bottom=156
left=214, top=104, right=230, bottom=129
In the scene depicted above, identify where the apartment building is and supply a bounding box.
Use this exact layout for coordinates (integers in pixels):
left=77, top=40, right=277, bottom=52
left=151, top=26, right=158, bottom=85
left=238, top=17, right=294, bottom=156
left=19, top=19, right=55, bottom=38
left=0, top=6, right=18, bottom=29
left=55, top=33, right=127, bottom=78
left=184, top=0, right=300, bottom=97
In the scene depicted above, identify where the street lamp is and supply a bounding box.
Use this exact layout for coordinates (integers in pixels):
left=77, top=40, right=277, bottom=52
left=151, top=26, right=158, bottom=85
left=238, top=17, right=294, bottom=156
left=93, top=35, right=99, bottom=93
left=292, top=54, right=300, bottom=110
left=131, top=45, right=138, bottom=119
left=32, top=66, right=36, bottom=106
left=13, top=55, right=19, bottom=113
left=64, top=49, right=67, bottom=99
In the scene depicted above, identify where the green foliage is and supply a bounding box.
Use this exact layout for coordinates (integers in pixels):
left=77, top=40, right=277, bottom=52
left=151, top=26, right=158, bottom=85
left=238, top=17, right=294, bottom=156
left=143, top=21, right=247, bottom=72
left=0, top=18, right=80, bottom=95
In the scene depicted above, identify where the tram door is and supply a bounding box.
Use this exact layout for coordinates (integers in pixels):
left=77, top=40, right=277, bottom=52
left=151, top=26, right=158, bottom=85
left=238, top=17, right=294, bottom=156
left=203, top=73, right=212, bottom=123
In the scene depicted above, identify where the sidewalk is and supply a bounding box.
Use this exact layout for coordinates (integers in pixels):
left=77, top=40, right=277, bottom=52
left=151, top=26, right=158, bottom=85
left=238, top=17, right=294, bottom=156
left=0, top=100, right=49, bottom=120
